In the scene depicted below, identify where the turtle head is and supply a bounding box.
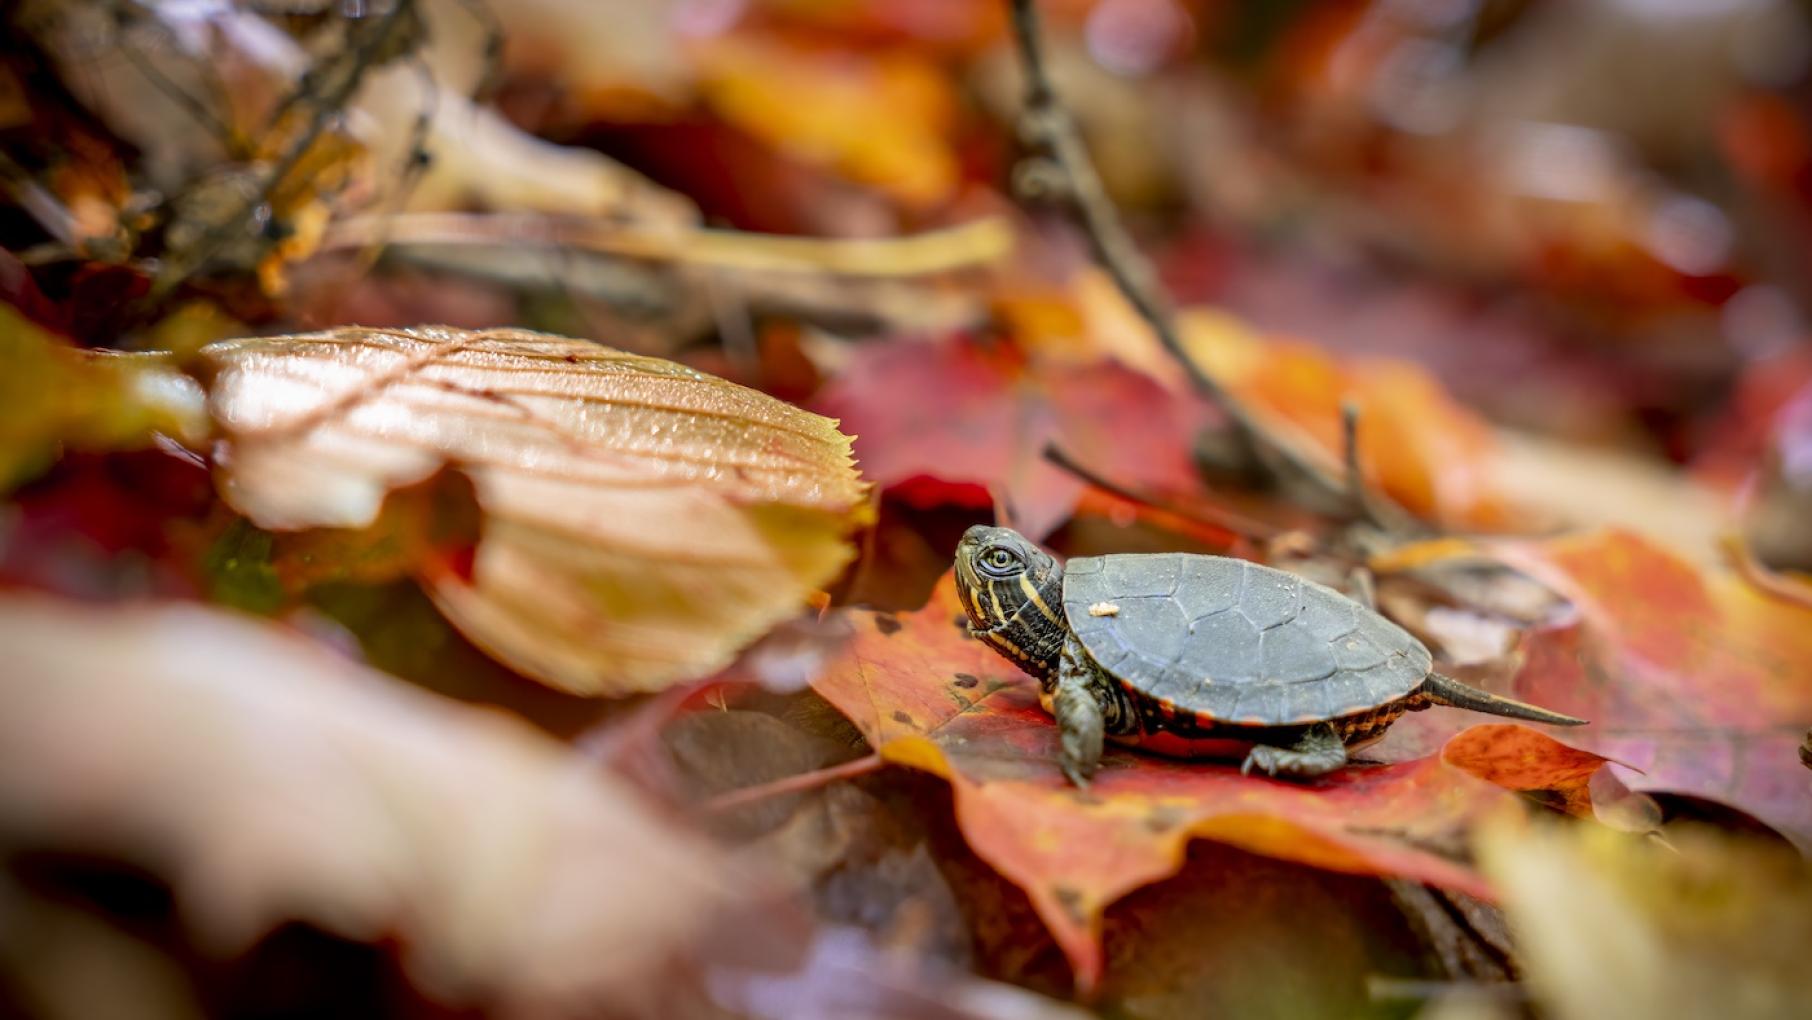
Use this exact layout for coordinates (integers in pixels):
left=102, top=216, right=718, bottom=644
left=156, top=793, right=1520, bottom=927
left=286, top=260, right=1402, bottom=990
left=954, top=526, right=1067, bottom=681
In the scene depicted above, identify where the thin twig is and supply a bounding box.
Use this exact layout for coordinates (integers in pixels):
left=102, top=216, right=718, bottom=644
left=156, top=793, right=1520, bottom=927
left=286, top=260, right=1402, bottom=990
left=0, top=151, right=82, bottom=250
left=1043, top=443, right=1281, bottom=541
left=1341, top=398, right=1400, bottom=529
left=117, top=22, right=241, bottom=154
left=1005, top=0, right=1357, bottom=513
left=321, top=212, right=1014, bottom=276
left=702, top=753, right=884, bottom=813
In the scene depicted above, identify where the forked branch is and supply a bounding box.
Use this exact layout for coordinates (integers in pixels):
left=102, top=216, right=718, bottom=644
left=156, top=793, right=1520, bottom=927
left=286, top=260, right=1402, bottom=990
left=1005, top=0, right=1371, bottom=519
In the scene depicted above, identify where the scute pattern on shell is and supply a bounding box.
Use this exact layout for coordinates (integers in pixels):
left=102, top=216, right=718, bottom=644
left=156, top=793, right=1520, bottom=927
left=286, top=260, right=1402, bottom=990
left=1063, top=554, right=1432, bottom=725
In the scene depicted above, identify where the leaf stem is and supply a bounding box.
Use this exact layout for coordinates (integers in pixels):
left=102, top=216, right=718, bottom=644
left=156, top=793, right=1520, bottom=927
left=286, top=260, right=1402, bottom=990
left=1042, top=443, right=1281, bottom=541
left=702, top=753, right=884, bottom=813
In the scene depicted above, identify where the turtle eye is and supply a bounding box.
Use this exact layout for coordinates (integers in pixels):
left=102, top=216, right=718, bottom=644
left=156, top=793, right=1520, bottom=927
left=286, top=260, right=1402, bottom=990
left=978, top=546, right=1023, bottom=578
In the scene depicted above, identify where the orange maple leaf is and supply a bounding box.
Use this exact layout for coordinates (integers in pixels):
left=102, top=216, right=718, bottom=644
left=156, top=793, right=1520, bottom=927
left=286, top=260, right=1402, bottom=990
left=810, top=572, right=1571, bottom=988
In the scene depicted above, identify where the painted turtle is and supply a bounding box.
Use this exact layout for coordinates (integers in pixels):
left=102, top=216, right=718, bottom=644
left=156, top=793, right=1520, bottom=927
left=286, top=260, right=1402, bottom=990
left=953, top=526, right=1586, bottom=785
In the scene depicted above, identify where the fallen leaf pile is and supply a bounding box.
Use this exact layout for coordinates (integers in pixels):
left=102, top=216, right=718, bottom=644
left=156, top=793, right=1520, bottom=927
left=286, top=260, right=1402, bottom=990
left=6, top=1, right=1812, bottom=1015
left=803, top=528, right=1812, bottom=981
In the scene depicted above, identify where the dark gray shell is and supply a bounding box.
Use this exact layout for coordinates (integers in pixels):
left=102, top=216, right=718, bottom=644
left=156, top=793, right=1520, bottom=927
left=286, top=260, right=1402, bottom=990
left=1061, top=554, right=1433, bottom=725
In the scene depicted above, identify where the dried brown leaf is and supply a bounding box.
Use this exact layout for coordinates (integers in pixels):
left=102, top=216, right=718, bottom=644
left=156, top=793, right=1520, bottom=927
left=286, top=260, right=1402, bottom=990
left=0, top=593, right=735, bottom=1014
left=199, top=325, right=869, bottom=694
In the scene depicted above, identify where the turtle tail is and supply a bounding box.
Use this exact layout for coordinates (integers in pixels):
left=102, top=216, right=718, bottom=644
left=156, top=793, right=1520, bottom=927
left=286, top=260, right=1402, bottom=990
left=1420, top=673, right=1587, bottom=726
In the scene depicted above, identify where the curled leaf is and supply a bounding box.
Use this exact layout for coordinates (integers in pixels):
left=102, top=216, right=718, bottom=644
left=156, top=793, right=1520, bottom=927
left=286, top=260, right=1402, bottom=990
left=1442, top=723, right=1646, bottom=826
left=200, top=325, right=869, bottom=694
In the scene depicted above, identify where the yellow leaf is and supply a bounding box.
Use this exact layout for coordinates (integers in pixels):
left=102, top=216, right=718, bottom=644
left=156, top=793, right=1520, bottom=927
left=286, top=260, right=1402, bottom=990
left=199, top=325, right=870, bottom=694
left=0, top=308, right=206, bottom=490
left=694, top=36, right=959, bottom=208
left=1479, top=819, right=1812, bottom=1020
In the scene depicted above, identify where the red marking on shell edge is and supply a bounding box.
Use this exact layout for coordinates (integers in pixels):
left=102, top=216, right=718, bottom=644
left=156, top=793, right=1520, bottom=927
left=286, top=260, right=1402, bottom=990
left=1116, top=731, right=1261, bottom=758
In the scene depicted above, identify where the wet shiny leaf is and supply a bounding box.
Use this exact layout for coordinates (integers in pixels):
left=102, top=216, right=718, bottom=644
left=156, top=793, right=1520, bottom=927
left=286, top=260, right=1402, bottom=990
left=201, top=325, right=869, bottom=694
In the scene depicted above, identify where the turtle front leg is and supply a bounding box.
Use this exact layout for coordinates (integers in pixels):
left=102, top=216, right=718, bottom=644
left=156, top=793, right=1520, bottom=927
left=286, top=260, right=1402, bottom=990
left=1053, top=635, right=1106, bottom=787
left=1241, top=721, right=1347, bottom=777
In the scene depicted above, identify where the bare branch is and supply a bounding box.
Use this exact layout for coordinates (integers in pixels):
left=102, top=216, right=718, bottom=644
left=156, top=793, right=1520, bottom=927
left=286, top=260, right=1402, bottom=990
left=1042, top=443, right=1282, bottom=542
left=1005, top=0, right=1367, bottom=517
left=1341, top=398, right=1401, bottom=530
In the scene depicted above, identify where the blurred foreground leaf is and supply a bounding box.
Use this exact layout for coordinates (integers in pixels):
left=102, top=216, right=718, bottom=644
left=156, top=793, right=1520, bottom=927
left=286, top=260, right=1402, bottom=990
left=199, top=326, right=869, bottom=694
left=1480, top=820, right=1812, bottom=1020
left=0, top=594, right=735, bottom=1014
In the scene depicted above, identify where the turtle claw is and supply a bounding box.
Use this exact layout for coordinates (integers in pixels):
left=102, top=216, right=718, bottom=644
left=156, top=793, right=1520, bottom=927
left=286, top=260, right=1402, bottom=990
left=1240, top=747, right=1282, bottom=777
left=1061, top=760, right=1093, bottom=789
left=1241, top=724, right=1346, bottom=778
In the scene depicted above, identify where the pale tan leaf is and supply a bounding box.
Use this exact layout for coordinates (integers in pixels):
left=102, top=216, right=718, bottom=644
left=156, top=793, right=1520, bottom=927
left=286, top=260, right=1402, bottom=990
left=0, top=593, right=736, bottom=1014
left=1488, top=430, right=1731, bottom=565
left=199, top=325, right=869, bottom=693
left=316, top=213, right=1010, bottom=342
